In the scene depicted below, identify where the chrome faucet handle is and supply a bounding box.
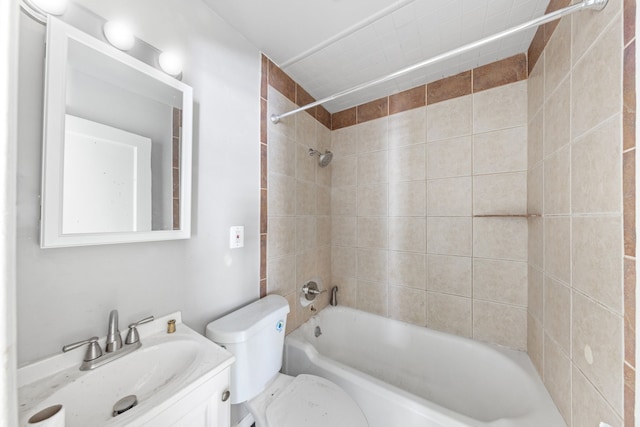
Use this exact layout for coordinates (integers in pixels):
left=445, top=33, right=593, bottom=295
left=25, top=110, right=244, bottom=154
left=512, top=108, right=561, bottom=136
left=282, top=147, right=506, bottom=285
left=125, top=315, right=154, bottom=345
left=62, top=336, right=103, bottom=362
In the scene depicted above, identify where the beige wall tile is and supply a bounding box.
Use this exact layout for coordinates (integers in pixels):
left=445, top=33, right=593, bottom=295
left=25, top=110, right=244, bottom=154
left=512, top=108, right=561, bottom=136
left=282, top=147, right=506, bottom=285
left=317, top=216, right=332, bottom=247
left=357, top=117, right=388, bottom=153
left=296, top=142, right=317, bottom=183
left=268, top=87, right=296, bottom=140
left=284, top=293, right=300, bottom=334
left=572, top=0, right=622, bottom=63
left=572, top=115, right=622, bottom=214
left=427, top=255, right=472, bottom=297
left=571, top=14, right=622, bottom=139
left=389, top=144, right=426, bottom=182
left=543, top=144, right=570, bottom=215
left=544, top=16, right=571, bottom=100
left=331, top=155, right=357, bottom=188
left=426, top=95, right=473, bottom=142
left=427, top=217, right=472, bottom=256
left=473, top=218, right=527, bottom=261
left=357, top=217, right=388, bottom=249
left=473, top=259, right=527, bottom=306
left=528, top=164, right=543, bottom=215
left=389, top=180, right=426, bottom=217
left=356, top=279, right=388, bottom=316
left=296, top=217, right=317, bottom=252
left=572, top=366, right=623, bottom=427
left=317, top=162, right=332, bottom=188
left=473, top=81, right=527, bottom=133
left=269, top=174, right=296, bottom=216
left=427, top=292, right=472, bottom=338
left=543, top=334, right=572, bottom=425
left=388, top=107, right=427, bottom=148
left=528, top=110, right=544, bottom=169
left=543, top=77, right=571, bottom=157
left=357, top=151, right=388, bottom=185
left=528, top=216, right=543, bottom=269
left=268, top=131, right=296, bottom=177
left=389, top=217, right=427, bottom=253
left=267, top=255, right=296, bottom=296
left=528, top=314, right=544, bottom=377
left=572, top=291, right=623, bottom=415
left=331, top=186, right=357, bottom=216
left=473, top=300, right=527, bottom=350
left=296, top=108, right=317, bottom=148
left=572, top=216, right=623, bottom=314
left=473, top=126, right=527, bottom=175
left=544, top=275, right=571, bottom=355
left=317, top=122, right=331, bottom=153
left=268, top=217, right=296, bottom=258
left=473, top=172, right=527, bottom=215
left=296, top=250, right=318, bottom=287
left=296, top=180, right=316, bottom=215
left=317, top=186, right=331, bottom=216
left=332, top=245, right=356, bottom=278
left=528, top=52, right=545, bottom=118
left=544, top=216, right=571, bottom=284
left=427, top=177, right=472, bottom=216
left=331, top=125, right=357, bottom=157
left=528, top=265, right=544, bottom=322
left=389, top=251, right=427, bottom=290
left=331, top=216, right=356, bottom=247
left=389, top=286, right=427, bottom=326
left=426, top=136, right=472, bottom=179
left=356, top=248, right=388, bottom=283
left=357, top=183, right=388, bottom=216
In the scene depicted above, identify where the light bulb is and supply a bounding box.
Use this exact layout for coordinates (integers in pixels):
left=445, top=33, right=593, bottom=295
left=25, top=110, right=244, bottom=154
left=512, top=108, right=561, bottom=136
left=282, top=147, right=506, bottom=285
left=159, top=52, right=183, bottom=76
left=103, top=21, right=135, bottom=51
left=27, top=0, right=68, bottom=15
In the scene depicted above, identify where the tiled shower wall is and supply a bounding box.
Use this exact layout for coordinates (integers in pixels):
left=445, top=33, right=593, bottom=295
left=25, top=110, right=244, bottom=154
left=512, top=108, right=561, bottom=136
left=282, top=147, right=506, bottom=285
left=526, top=0, right=633, bottom=425
left=330, top=79, right=529, bottom=350
left=262, top=58, right=333, bottom=332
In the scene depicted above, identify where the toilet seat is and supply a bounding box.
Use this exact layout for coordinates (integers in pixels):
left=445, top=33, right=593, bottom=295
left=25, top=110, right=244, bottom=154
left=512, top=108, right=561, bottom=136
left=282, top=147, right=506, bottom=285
left=248, top=374, right=368, bottom=427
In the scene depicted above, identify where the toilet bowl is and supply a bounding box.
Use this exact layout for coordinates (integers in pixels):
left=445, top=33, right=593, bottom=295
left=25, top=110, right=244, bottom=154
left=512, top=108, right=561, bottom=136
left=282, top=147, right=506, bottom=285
left=206, top=295, right=368, bottom=427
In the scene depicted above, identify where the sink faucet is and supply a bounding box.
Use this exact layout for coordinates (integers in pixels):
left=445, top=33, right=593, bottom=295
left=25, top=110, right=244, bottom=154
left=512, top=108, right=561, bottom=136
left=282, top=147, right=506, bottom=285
left=63, top=312, right=154, bottom=371
left=105, top=309, right=123, bottom=353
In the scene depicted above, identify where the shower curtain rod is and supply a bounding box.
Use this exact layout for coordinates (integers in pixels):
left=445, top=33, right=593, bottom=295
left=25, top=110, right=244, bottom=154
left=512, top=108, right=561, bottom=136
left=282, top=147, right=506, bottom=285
left=271, top=0, right=608, bottom=124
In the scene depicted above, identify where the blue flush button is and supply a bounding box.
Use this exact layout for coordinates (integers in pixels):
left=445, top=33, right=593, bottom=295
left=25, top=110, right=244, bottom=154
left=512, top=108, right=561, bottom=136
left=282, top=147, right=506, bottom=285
left=276, top=320, right=284, bottom=332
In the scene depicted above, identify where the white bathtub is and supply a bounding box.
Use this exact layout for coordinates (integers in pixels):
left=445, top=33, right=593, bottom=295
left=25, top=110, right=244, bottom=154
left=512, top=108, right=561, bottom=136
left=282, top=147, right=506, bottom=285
left=283, top=306, right=565, bottom=427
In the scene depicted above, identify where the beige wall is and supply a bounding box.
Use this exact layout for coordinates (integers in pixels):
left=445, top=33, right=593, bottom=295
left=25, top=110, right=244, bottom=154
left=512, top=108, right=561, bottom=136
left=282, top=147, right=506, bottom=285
left=526, top=1, right=625, bottom=425
left=266, top=86, right=332, bottom=332
left=330, top=81, right=529, bottom=350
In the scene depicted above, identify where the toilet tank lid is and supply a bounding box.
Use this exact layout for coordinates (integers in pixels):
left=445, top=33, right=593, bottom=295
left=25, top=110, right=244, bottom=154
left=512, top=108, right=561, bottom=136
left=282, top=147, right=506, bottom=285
left=206, top=295, right=290, bottom=344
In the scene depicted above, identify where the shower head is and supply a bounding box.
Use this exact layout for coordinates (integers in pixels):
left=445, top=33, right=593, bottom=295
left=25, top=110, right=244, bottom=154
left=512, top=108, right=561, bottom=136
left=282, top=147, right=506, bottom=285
left=308, top=148, right=333, bottom=167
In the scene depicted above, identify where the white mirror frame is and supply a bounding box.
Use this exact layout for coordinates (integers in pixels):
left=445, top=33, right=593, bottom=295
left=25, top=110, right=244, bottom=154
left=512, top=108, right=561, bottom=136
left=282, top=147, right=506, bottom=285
left=41, top=17, right=193, bottom=248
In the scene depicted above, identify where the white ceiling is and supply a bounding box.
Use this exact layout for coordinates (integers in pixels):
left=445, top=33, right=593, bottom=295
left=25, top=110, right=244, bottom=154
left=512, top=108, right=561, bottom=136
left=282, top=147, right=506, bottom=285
left=203, top=0, right=550, bottom=112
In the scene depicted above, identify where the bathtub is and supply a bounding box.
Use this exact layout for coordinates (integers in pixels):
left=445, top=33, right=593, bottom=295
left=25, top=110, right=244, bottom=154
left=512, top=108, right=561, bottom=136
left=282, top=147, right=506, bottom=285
left=283, top=306, right=565, bottom=427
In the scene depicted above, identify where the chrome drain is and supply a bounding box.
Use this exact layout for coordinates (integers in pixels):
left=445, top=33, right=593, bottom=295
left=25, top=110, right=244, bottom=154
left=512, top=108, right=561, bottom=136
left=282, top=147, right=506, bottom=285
left=113, top=395, right=138, bottom=417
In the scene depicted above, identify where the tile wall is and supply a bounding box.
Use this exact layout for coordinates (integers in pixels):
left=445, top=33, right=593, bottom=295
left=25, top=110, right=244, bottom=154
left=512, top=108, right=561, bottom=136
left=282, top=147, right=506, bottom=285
left=261, top=57, right=333, bottom=332
left=526, top=0, right=633, bottom=425
left=330, top=78, right=529, bottom=351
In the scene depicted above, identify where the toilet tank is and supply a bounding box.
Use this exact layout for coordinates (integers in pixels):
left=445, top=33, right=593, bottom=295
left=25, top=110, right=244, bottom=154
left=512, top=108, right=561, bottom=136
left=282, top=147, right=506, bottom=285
left=206, top=295, right=290, bottom=404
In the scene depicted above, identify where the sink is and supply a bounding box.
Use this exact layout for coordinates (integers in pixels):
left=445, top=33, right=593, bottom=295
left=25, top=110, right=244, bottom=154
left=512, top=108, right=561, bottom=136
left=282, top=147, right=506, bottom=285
left=18, top=312, right=234, bottom=427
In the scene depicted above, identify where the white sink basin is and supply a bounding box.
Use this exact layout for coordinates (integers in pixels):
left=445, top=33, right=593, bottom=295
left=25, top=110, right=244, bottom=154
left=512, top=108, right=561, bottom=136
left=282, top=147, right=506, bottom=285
left=18, top=312, right=234, bottom=427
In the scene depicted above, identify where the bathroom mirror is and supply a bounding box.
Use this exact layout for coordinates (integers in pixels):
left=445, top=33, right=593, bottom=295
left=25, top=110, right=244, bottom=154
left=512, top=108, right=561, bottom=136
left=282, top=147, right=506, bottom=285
left=40, top=17, right=193, bottom=248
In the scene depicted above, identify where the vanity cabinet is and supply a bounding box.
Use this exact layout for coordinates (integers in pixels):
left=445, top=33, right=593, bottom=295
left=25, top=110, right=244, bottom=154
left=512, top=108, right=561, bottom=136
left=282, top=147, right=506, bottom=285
left=141, top=367, right=231, bottom=427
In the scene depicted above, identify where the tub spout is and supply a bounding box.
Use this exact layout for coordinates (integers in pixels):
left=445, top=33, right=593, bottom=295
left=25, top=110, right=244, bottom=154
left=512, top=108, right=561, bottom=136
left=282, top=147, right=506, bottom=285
left=330, top=286, right=338, bottom=306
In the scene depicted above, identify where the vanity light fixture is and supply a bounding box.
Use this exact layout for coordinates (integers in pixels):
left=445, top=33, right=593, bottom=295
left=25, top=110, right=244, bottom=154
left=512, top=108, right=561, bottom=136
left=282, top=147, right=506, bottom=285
left=158, top=51, right=183, bottom=77
left=103, top=21, right=135, bottom=51
left=21, top=0, right=67, bottom=19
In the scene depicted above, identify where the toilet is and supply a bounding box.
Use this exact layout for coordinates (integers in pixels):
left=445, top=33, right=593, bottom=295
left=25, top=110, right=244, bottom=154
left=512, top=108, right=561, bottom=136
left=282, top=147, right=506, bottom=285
left=206, top=295, right=368, bottom=427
